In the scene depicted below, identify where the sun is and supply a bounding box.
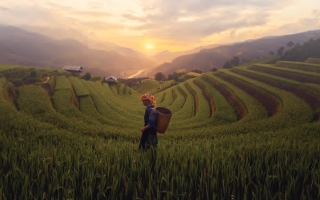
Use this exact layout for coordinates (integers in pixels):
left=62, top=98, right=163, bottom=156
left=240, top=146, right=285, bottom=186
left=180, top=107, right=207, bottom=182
left=145, top=43, right=154, bottom=50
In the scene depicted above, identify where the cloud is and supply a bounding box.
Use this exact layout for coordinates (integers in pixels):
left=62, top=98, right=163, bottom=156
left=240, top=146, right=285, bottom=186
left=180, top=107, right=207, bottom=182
left=279, top=17, right=320, bottom=33
left=46, top=2, right=113, bottom=18
left=0, top=6, right=9, bottom=11
left=119, top=0, right=292, bottom=44
left=122, top=13, right=146, bottom=22
left=0, top=4, right=55, bottom=26
left=87, top=0, right=105, bottom=9
left=126, top=4, right=270, bottom=44
left=313, top=9, right=320, bottom=18
left=0, top=0, right=319, bottom=52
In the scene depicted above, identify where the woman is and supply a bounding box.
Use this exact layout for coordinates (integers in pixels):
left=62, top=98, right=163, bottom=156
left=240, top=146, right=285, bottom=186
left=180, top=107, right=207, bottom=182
left=139, top=92, right=158, bottom=150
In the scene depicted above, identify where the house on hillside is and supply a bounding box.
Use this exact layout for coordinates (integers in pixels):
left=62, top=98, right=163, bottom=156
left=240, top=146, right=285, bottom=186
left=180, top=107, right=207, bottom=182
left=104, top=76, right=117, bottom=84
left=62, top=66, right=83, bottom=75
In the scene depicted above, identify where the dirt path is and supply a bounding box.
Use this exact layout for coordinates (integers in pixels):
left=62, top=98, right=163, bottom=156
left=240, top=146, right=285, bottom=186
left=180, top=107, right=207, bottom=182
left=43, top=77, right=49, bottom=83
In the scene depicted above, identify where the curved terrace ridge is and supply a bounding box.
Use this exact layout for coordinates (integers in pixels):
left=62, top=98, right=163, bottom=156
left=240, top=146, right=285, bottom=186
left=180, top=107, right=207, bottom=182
left=215, top=72, right=280, bottom=117
left=202, top=75, right=247, bottom=120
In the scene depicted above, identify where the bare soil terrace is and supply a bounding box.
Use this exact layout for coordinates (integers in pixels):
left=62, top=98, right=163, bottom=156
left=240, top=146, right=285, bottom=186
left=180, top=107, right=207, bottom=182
left=202, top=75, right=247, bottom=120
left=214, top=72, right=280, bottom=117
left=249, top=66, right=320, bottom=84
left=232, top=68, right=320, bottom=121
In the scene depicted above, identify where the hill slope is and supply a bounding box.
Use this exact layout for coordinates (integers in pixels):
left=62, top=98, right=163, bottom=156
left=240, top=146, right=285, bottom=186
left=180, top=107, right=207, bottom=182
left=1, top=60, right=320, bottom=199
left=147, top=29, right=320, bottom=76
left=0, top=25, right=156, bottom=77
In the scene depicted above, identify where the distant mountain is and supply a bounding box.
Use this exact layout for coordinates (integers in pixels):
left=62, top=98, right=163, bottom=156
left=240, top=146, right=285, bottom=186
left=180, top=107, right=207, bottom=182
left=147, top=30, right=320, bottom=76
left=22, top=25, right=143, bottom=57
left=151, top=44, right=220, bottom=64
left=0, top=25, right=156, bottom=77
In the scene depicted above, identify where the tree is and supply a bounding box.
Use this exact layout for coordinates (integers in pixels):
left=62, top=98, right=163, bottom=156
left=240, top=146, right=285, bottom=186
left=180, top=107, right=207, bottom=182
left=277, top=46, right=285, bottom=56
left=167, top=72, right=185, bottom=81
left=30, top=70, right=38, bottom=78
left=154, top=72, right=166, bottom=81
left=83, top=72, right=91, bottom=80
left=287, top=41, right=295, bottom=49
left=191, top=69, right=203, bottom=74
left=223, top=61, right=233, bottom=69
left=231, top=56, right=240, bottom=66
left=269, top=51, right=274, bottom=56
left=211, top=67, right=217, bottom=72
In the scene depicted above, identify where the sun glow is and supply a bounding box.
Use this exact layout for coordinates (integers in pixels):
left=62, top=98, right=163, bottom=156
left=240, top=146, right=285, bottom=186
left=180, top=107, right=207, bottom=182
left=145, top=43, right=154, bottom=50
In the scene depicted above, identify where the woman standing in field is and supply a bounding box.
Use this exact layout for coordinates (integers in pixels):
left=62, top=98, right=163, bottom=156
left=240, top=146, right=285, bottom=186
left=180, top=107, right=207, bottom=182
left=139, top=92, right=158, bottom=151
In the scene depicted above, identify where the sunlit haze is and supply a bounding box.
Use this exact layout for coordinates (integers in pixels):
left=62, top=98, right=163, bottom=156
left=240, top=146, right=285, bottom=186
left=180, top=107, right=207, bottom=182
left=0, top=0, right=319, bottom=55
left=145, top=43, right=154, bottom=50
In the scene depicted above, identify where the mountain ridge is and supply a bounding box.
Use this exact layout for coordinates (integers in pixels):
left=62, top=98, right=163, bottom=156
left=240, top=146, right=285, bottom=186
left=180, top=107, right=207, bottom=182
left=146, top=29, right=320, bottom=76
left=1, top=24, right=320, bottom=78
left=0, top=24, right=156, bottom=77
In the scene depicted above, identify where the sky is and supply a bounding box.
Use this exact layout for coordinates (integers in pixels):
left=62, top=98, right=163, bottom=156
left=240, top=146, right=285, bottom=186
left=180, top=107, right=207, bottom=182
left=0, top=0, right=319, bottom=55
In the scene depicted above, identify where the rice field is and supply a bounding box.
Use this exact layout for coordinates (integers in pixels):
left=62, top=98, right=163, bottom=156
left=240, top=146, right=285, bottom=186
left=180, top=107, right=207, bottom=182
left=1, top=60, right=320, bottom=199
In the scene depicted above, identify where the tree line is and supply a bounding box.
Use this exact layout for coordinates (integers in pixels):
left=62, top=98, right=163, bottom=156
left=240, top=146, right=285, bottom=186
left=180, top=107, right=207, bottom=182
left=222, top=38, right=320, bottom=69
left=279, top=38, right=320, bottom=61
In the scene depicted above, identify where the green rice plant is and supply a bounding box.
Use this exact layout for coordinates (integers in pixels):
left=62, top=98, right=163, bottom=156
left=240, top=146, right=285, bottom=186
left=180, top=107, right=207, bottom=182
left=55, top=76, right=72, bottom=91
left=136, top=79, right=160, bottom=94
left=0, top=64, right=33, bottom=72
left=276, top=61, right=320, bottom=72
left=100, top=82, right=141, bottom=108
left=16, top=85, right=106, bottom=135
left=168, top=83, right=194, bottom=121
left=0, top=78, right=75, bottom=137
left=51, top=87, right=108, bottom=129
left=188, top=76, right=239, bottom=127
left=117, top=83, right=133, bottom=96
left=205, top=72, right=267, bottom=123
left=68, top=77, right=89, bottom=97
left=2, top=81, right=18, bottom=108
left=194, top=78, right=214, bottom=116
left=168, top=79, right=213, bottom=130
left=109, top=83, right=121, bottom=96
left=232, top=66, right=320, bottom=121
left=155, top=88, right=175, bottom=107
left=135, top=79, right=174, bottom=94
left=216, top=70, right=280, bottom=117
left=165, top=86, right=186, bottom=113
left=155, top=90, right=166, bottom=103
left=77, top=95, right=129, bottom=136
left=305, top=57, right=320, bottom=64
left=3, top=61, right=320, bottom=199
left=1, top=124, right=320, bottom=199
left=219, top=69, right=313, bottom=129
left=122, top=84, right=132, bottom=96
left=253, top=63, right=320, bottom=81
left=86, top=81, right=143, bottom=119
left=41, top=76, right=55, bottom=95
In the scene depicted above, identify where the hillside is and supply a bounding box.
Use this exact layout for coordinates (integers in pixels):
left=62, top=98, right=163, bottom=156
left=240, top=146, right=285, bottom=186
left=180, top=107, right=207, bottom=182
left=147, top=29, right=320, bottom=76
left=0, top=25, right=156, bottom=78
left=150, top=43, right=220, bottom=64
left=1, top=58, right=320, bottom=199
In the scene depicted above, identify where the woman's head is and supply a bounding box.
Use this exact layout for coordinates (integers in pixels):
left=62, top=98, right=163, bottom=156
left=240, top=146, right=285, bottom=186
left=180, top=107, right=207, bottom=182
left=141, top=92, right=156, bottom=106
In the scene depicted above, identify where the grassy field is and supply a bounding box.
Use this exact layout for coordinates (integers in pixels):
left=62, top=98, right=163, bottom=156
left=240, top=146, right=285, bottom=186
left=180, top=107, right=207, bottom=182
left=1, top=61, right=320, bottom=199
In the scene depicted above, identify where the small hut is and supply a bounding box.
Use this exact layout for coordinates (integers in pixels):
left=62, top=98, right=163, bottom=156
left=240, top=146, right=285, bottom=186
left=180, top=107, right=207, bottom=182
left=104, top=76, right=117, bottom=84
left=62, top=66, right=83, bottom=75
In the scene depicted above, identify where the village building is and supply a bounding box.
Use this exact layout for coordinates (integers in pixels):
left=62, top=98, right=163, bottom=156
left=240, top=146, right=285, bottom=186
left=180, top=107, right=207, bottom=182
left=104, top=76, right=117, bottom=84
left=62, top=66, right=83, bottom=75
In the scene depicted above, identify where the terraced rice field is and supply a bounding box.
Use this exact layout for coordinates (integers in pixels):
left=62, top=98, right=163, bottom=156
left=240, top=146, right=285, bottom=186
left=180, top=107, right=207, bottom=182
left=1, top=60, right=320, bottom=199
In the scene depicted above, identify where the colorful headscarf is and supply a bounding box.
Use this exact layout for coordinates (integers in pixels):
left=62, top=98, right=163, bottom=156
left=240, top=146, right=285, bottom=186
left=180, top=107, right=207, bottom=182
left=141, top=92, right=156, bottom=105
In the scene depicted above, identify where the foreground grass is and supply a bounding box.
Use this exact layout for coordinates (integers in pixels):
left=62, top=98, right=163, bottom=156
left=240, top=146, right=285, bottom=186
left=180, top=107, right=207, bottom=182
left=1, top=123, right=320, bottom=199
